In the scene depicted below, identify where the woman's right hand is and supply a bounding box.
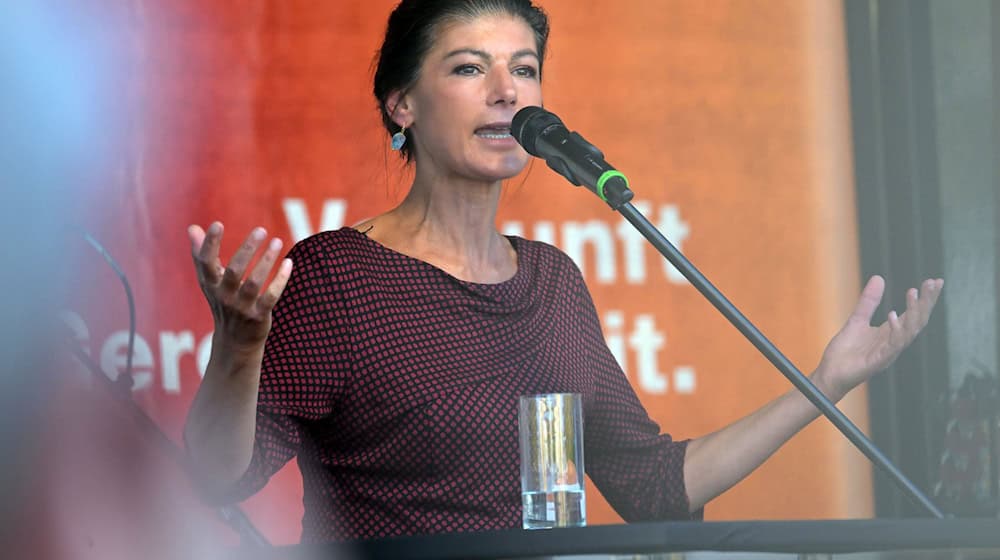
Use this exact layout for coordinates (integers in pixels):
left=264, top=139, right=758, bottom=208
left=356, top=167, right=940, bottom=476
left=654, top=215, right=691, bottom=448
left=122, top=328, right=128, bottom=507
left=188, top=222, right=293, bottom=353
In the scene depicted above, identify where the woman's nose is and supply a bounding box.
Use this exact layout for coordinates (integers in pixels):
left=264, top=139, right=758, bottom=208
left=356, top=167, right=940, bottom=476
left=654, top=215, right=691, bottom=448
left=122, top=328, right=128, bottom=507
left=488, top=69, right=517, bottom=106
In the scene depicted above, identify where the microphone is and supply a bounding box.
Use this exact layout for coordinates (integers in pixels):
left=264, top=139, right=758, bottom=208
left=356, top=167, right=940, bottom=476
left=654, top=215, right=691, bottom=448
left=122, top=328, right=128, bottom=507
left=511, top=106, right=633, bottom=208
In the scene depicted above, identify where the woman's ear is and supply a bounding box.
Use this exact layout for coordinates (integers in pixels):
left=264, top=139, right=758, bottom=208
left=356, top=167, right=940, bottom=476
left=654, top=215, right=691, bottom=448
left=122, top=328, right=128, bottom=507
left=386, top=90, right=414, bottom=128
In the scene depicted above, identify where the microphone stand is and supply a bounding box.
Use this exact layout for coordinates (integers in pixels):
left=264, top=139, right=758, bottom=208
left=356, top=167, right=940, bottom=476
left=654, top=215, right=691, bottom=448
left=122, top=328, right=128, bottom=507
left=596, top=182, right=944, bottom=519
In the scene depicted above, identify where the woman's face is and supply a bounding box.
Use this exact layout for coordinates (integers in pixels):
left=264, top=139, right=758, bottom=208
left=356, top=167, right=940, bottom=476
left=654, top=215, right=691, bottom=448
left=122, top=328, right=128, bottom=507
left=400, top=15, right=543, bottom=183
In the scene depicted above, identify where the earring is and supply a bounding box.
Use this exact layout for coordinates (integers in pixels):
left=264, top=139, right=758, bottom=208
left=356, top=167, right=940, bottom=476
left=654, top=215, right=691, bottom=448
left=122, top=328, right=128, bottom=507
left=391, top=126, right=407, bottom=151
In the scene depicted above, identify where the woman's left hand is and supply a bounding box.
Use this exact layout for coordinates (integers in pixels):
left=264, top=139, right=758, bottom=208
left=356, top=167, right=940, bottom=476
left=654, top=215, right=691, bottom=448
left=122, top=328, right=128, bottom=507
left=814, top=275, right=944, bottom=399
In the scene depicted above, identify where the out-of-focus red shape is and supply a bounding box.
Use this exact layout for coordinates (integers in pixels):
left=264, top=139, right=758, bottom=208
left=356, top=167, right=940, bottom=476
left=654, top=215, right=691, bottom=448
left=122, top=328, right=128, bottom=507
left=12, top=358, right=231, bottom=560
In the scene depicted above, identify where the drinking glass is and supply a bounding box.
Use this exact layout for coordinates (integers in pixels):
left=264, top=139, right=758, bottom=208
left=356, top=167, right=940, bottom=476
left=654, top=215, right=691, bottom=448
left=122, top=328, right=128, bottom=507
left=518, top=392, right=586, bottom=529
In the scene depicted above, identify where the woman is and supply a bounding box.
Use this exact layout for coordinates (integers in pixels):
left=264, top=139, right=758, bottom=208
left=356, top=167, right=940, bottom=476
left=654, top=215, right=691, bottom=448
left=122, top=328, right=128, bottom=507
left=184, top=0, right=943, bottom=542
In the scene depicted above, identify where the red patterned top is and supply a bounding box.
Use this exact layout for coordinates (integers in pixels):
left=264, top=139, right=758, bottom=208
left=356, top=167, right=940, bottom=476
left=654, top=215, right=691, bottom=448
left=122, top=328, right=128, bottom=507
left=228, top=227, right=697, bottom=542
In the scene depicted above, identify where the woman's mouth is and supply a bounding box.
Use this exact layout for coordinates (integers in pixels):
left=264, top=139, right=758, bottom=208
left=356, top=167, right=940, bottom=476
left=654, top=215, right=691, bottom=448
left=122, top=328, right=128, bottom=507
left=474, top=125, right=513, bottom=140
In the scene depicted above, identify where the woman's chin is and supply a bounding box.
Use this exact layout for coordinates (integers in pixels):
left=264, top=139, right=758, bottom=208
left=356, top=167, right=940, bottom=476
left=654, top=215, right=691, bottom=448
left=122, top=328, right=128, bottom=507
left=477, top=155, right=531, bottom=182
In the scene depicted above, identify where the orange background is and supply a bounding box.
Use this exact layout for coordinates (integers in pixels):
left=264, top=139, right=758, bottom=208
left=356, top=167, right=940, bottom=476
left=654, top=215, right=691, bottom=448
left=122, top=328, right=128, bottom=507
left=68, top=0, right=869, bottom=544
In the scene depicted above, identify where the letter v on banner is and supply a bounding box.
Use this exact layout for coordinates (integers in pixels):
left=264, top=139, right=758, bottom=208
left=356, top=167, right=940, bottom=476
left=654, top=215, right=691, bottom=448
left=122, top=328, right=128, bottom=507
left=282, top=198, right=347, bottom=242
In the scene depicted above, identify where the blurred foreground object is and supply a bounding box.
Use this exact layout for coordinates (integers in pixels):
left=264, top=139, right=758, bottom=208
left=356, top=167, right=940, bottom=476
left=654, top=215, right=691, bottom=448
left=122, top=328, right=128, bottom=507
left=0, top=3, right=235, bottom=558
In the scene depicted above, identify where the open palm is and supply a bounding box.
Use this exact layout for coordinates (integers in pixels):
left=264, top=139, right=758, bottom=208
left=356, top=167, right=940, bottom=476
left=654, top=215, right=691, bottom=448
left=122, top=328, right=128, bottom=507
left=188, top=222, right=293, bottom=351
left=816, top=275, right=944, bottom=397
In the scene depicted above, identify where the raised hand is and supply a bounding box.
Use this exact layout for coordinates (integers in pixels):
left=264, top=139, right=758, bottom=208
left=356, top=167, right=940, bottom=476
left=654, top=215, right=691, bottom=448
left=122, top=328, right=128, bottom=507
left=188, top=222, right=293, bottom=351
left=815, top=275, right=944, bottom=398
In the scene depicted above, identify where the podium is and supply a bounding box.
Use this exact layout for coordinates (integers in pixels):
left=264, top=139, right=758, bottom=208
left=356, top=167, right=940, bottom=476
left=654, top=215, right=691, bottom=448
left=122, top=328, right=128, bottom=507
left=240, top=519, right=1000, bottom=559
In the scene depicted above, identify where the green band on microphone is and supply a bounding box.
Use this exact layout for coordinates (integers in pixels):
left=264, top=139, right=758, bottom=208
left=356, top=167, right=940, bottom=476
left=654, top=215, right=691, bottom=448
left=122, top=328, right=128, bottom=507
left=596, top=170, right=629, bottom=202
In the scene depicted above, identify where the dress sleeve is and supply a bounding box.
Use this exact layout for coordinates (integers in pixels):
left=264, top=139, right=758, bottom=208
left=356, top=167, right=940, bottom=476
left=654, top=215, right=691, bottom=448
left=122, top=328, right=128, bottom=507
left=223, top=235, right=352, bottom=502
left=568, top=266, right=704, bottom=522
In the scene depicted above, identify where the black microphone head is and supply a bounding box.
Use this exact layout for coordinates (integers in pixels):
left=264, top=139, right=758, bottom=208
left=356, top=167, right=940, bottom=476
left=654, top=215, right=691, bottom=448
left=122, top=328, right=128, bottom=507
left=512, top=106, right=563, bottom=157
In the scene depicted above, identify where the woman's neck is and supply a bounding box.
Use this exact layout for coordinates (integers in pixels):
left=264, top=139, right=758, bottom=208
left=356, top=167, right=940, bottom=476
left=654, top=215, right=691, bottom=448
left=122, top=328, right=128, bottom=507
left=362, top=169, right=517, bottom=283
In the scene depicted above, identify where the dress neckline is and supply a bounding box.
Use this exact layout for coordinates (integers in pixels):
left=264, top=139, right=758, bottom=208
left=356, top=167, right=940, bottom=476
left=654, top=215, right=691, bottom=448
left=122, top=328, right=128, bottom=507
left=341, top=226, right=526, bottom=289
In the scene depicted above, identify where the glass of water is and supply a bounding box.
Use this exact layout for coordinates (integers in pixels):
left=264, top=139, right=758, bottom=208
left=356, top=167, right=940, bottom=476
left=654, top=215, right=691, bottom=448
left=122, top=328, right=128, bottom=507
left=518, top=392, right=586, bottom=529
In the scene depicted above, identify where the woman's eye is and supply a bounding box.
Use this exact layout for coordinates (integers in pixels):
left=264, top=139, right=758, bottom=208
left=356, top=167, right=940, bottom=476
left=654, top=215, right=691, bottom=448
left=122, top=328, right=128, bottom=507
left=514, top=66, right=538, bottom=79
left=454, top=64, right=482, bottom=76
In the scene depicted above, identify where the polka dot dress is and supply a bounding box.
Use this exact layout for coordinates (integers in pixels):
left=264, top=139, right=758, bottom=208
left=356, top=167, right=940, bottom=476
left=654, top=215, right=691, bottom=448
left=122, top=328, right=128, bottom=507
left=226, top=228, right=698, bottom=542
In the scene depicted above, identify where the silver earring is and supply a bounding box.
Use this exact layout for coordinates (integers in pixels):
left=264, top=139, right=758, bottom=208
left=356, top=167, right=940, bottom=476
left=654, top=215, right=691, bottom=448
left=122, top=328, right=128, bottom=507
left=391, top=126, right=407, bottom=151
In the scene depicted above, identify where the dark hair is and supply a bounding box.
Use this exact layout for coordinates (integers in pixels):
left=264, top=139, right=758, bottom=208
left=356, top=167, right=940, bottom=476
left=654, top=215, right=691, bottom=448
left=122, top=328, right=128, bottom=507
left=373, top=0, right=550, bottom=161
